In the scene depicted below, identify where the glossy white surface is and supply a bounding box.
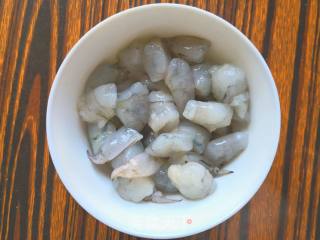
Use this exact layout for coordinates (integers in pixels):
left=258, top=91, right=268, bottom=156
left=46, top=4, right=281, bottom=239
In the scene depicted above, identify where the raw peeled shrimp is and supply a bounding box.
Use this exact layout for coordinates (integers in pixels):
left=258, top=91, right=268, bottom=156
left=85, top=63, right=121, bottom=90
left=168, top=36, right=211, bottom=64
left=210, top=64, right=247, bottom=102
left=113, top=177, right=155, bottom=203
left=87, top=122, right=116, bottom=154
left=146, top=131, right=193, bottom=158
left=148, top=102, right=180, bottom=133
left=111, top=142, right=144, bottom=169
left=168, top=162, right=214, bottom=200
left=78, top=83, right=117, bottom=128
left=143, top=38, right=170, bottom=82
left=183, top=100, right=233, bottom=132
left=165, top=58, right=195, bottom=113
left=116, top=82, right=149, bottom=131
left=176, top=121, right=210, bottom=154
left=111, top=152, right=162, bottom=179
left=192, top=64, right=212, bottom=98
left=204, top=131, right=248, bottom=166
left=230, top=92, right=250, bottom=121
left=88, top=127, right=143, bottom=164
left=148, top=91, right=180, bottom=133
left=119, top=41, right=144, bottom=75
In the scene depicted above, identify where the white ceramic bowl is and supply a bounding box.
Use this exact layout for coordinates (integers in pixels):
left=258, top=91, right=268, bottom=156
left=46, top=4, right=280, bottom=239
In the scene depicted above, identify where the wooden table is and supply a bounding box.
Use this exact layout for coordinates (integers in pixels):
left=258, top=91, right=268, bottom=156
left=0, top=0, right=319, bottom=239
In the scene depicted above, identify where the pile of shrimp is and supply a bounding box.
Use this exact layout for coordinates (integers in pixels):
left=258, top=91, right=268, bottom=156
left=78, top=36, right=250, bottom=203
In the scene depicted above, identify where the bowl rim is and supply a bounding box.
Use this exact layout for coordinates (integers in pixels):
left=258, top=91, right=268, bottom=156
left=46, top=3, right=281, bottom=239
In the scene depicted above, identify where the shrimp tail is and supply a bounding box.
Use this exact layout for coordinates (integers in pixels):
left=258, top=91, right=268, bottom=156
left=211, top=167, right=234, bottom=177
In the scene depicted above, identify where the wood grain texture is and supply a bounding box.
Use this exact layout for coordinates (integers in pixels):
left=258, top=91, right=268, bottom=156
left=0, top=0, right=319, bottom=239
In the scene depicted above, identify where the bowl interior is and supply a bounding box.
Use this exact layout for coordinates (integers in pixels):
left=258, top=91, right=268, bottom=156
left=47, top=4, right=280, bottom=239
